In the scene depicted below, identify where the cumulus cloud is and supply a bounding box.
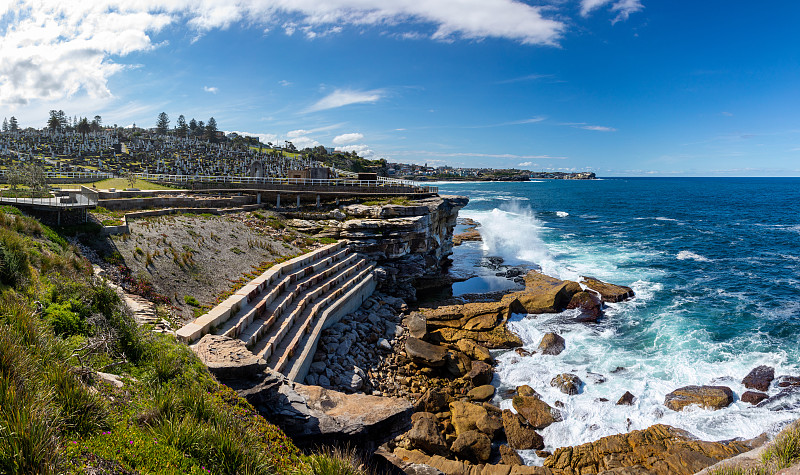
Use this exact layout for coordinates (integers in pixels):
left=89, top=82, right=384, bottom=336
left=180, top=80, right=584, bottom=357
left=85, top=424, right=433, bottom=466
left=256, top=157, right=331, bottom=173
left=332, top=132, right=364, bottom=145
left=518, top=161, right=533, bottom=167
left=0, top=0, right=568, bottom=107
left=287, top=129, right=311, bottom=138
left=338, top=144, right=374, bottom=158
left=306, top=89, right=384, bottom=113
left=228, top=130, right=278, bottom=144
left=203, top=86, right=218, bottom=93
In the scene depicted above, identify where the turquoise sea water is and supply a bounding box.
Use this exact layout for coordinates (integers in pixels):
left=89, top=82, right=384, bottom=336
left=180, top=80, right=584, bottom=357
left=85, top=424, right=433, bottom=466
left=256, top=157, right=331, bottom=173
left=434, top=178, right=800, bottom=462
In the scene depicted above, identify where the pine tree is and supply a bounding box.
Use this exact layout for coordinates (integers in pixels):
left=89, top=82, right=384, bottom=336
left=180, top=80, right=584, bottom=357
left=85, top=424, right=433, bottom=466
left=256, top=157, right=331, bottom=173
left=176, top=115, right=188, bottom=138
left=156, top=112, right=170, bottom=135
left=8, top=117, right=18, bottom=132
left=47, top=110, right=61, bottom=130
left=2, top=118, right=7, bottom=132
left=205, top=117, right=218, bottom=143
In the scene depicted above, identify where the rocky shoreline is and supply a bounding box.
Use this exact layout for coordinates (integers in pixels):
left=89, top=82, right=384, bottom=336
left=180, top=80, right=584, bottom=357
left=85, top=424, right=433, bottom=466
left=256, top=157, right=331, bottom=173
left=305, top=257, right=798, bottom=474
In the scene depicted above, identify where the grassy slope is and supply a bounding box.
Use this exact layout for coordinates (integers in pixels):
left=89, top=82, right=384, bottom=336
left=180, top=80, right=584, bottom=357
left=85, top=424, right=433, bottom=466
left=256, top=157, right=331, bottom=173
left=0, top=206, right=309, bottom=474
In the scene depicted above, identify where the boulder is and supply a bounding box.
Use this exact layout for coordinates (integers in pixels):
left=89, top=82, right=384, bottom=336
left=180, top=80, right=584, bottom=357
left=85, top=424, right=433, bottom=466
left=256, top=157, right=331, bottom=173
left=445, top=350, right=473, bottom=377
left=429, top=325, right=523, bottom=349
left=581, top=277, right=634, bottom=303
left=742, top=366, right=774, bottom=392
left=741, top=391, right=768, bottom=405
left=406, top=337, right=448, bottom=367
left=192, top=334, right=266, bottom=380
left=777, top=376, right=800, bottom=387
left=617, top=391, right=636, bottom=406
left=516, top=385, right=540, bottom=398
left=416, top=389, right=448, bottom=413
left=512, top=395, right=560, bottom=429
left=502, top=272, right=582, bottom=314
left=499, top=445, right=524, bottom=466
left=466, top=361, right=494, bottom=386
left=476, top=412, right=504, bottom=439
left=543, top=424, right=753, bottom=475
left=449, top=401, right=488, bottom=435
left=405, top=313, right=428, bottom=339
left=424, top=301, right=509, bottom=329
left=451, top=430, right=492, bottom=463
left=468, top=385, right=496, bottom=402
left=664, top=386, right=734, bottom=411
left=457, top=339, right=494, bottom=364
left=566, top=291, right=603, bottom=322
left=538, top=333, right=566, bottom=355
left=408, top=412, right=448, bottom=455
left=502, top=409, right=544, bottom=450
left=550, top=374, right=583, bottom=396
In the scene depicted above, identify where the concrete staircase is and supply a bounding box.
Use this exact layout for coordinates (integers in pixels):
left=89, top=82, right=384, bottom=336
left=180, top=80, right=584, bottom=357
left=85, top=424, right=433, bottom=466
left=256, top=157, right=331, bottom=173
left=178, top=241, right=376, bottom=381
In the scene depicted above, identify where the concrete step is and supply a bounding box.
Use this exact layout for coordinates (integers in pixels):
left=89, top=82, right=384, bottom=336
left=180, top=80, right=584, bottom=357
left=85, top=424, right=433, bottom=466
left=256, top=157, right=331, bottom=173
left=237, top=252, right=359, bottom=349
left=218, top=247, right=351, bottom=340
left=283, top=266, right=377, bottom=382
left=252, top=257, right=370, bottom=363
left=270, top=263, right=376, bottom=375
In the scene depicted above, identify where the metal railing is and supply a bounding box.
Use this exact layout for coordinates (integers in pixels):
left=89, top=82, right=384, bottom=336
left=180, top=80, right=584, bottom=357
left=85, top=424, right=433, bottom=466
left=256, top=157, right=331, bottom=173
left=133, top=172, right=438, bottom=193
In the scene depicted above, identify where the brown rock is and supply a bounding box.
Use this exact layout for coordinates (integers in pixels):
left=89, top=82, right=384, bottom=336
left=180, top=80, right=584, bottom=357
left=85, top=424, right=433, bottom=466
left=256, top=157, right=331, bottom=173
left=741, top=391, right=768, bottom=405
left=516, top=385, right=540, bottom=398
left=408, top=412, right=449, bottom=455
left=543, top=424, right=753, bottom=475
left=468, top=385, right=496, bottom=401
left=777, top=375, right=800, bottom=387
left=451, top=430, right=492, bottom=463
left=453, top=229, right=482, bottom=246
left=537, top=333, right=565, bottom=355
left=550, top=373, right=583, bottom=396
left=476, top=412, right=504, bottom=439
left=430, top=325, right=523, bottom=349
left=405, top=313, right=428, bottom=339
left=450, top=401, right=488, bottom=435
left=499, top=445, right=523, bottom=466
left=512, top=396, right=560, bottom=429
left=617, top=391, right=636, bottom=405
left=467, top=361, right=494, bottom=386
left=406, top=337, right=448, bottom=367
left=581, top=276, right=634, bottom=303
left=502, top=272, right=582, bottom=314
left=425, top=301, right=509, bottom=329
left=458, top=339, right=494, bottom=364
left=502, top=409, right=544, bottom=450
left=192, top=334, right=267, bottom=380
left=664, top=386, right=734, bottom=411
left=445, top=350, right=473, bottom=377
left=742, top=365, right=775, bottom=392
left=566, top=291, right=604, bottom=322
left=416, top=389, right=448, bottom=413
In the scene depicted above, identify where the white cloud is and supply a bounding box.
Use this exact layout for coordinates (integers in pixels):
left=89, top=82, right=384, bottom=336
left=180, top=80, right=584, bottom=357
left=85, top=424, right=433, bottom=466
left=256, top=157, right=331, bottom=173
left=278, top=79, right=292, bottom=86
left=287, top=135, right=319, bottom=149
left=580, top=0, right=643, bottom=22
left=518, top=161, right=533, bottom=167
left=0, top=0, right=568, bottom=107
left=332, top=132, right=364, bottom=145
left=338, top=144, right=374, bottom=158
left=228, top=130, right=278, bottom=144
left=204, top=86, right=218, bottom=93
left=306, top=89, right=384, bottom=113
left=577, top=125, right=617, bottom=132
left=287, top=129, right=311, bottom=138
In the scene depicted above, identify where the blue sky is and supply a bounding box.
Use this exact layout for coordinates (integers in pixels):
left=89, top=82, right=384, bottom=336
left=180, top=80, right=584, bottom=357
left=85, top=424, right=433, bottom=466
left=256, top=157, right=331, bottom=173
left=2, top=1, right=799, bottom=176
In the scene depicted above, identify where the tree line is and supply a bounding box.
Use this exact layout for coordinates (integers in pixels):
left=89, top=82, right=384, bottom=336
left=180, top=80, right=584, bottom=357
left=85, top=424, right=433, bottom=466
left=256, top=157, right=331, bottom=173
left=155, top=112, right=219, bottom=142
left=1, top=116, right=20, bottom=132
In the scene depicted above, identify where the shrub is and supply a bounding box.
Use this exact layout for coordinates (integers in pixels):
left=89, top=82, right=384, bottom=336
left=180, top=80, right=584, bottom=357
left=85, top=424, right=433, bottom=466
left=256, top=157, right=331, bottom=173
left=44, top=301, right=89, bottom=337
left=0, top=229, right=30, bottom=287
left=307, top=445, right=375, bottom=475
left=47, top=364, right=110, bottom=435
left=184, top=295, right=200, bottom=307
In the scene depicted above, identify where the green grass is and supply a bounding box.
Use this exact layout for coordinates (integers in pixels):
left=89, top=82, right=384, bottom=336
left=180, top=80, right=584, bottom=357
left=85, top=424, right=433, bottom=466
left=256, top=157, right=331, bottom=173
left=306, top=445, right=375, bottom=475
left=59, top=178, right=179, bottom=191
left=0, top=206, right=308, bottom=475
left=360, top=197, right=413, bottom=206
left=762, top=422, right=800, bottom=470
left=184, top=295, right=200, bottom=307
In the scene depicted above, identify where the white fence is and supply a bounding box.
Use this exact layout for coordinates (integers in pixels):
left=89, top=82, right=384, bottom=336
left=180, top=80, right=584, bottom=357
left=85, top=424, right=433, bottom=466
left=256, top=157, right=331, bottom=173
left=0, top=170, right=114, bottom=179
left=133, top=172, right=438, bottom=193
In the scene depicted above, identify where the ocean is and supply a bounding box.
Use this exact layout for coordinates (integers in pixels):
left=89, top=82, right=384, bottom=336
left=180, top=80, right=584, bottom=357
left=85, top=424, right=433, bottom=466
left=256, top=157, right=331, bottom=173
left=434, top=177, right=800, bottom=464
